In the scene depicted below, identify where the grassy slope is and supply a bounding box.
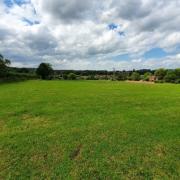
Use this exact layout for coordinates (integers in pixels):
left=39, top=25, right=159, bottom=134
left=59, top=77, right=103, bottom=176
left=0, top=80, right=180, bottom=179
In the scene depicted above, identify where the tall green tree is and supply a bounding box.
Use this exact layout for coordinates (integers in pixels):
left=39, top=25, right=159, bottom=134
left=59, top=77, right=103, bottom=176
left=143, top=72, right=152, bottom=81
left=155, top=68, right=167, bottom=80
left=131, top=72, right=140, bottom=81
left=36, top=63, right=53, bottom=80
left=164, top=70, right=176, bottom=83
left=0, top=54, right=11, bottom=77
left=68, top=73, right=77, bottom=80
left=175, top=68, right=180, bottom=78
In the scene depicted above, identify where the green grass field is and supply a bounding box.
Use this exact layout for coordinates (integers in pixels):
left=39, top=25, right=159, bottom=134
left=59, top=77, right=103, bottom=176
left=0, top=80, right=180, bottom=179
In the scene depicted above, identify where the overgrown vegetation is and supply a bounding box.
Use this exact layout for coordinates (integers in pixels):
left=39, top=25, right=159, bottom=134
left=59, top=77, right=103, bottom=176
left=0, top=54, right=37, bottom=82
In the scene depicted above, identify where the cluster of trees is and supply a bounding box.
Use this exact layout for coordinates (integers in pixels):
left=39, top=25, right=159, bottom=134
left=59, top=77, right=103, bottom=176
left=36, top=63, right=78, bottom=80
left=154, top=68, right=180, bottom=83
left=115, top=69, right=180, bottom=83
left=0, top=54, right=37, bottom=82
left=0, top=54, right=180, bottom=84
left=37, top=64, right=179, bottom=83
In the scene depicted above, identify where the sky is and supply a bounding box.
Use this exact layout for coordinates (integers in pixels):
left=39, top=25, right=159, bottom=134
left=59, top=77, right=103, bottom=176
left=0, top=0, right=180, bottom=70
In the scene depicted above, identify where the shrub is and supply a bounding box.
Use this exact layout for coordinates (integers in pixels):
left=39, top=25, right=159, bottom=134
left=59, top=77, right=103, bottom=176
left=117, top=73, right=127, bottom=81
left=131, top=72, right=140, bottom=81
left=164, top=70, right=176, bottom=83
left=143, top=72, right=152, bottom=81
left=175, top=68, right=180, bottom=79
left=175, top=79, right=180, bottom=84
left=86, top=75, right=97, bottom=80
left=62, top=74, right=68, bottom=80
left=0, top=72, right=37, bottom=83
left=68, top=73, right=77, bottom=80
left=155, top=69, right=167, bottom=80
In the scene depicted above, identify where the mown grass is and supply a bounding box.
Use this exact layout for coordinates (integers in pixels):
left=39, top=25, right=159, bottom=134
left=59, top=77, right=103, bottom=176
left=0, top=80, right=180, bottom=179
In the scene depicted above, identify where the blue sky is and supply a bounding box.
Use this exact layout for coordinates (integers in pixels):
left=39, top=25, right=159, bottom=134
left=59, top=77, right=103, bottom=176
left=0, top=0, right=180, bottom=70
left=143, top=48, right=168, bottom=59
left=4, top=0, right=29, bottom=7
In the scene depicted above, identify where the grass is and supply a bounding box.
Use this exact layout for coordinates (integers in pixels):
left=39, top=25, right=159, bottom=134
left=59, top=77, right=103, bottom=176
left=0, top=80, right=180, bottom=179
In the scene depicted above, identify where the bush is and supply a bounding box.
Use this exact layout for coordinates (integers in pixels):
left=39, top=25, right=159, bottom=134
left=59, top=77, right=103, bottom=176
left=131, top=72, right=140, bottom=81
left=164, top=70, right=177, bottom=83
left=175, top=68, right=180, bottom=79
left=0, top=72, right=37, bottom=83
left=143, top=72, right=152, bottom=81
left=117, top=73, right=127, bottom=81
left=68, top=73, right=77, bottom=80
left=62, top=74, right=68, bottom=80
left=155, top=69, right=167, bottom=80
left=86, top=75, right=97, bottom=80
left=175, top=79, right=180, bottom=84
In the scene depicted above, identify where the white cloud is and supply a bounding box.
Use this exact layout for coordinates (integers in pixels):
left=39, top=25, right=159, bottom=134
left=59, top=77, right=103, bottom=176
left=0, top=0, right=180, bottom=70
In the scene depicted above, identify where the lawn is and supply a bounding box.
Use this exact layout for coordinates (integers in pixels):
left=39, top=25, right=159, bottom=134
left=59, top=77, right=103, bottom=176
left=0, top=80, right=180, bottom=179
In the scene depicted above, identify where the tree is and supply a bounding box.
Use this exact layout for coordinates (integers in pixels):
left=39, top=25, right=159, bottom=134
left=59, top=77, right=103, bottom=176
left=0, top=54, right=11, bottom=77
left=117, top=72, right=127, bottom=81
left=164, top=70, right=177, bottom=83
left=131, top=72, right=140, bottom=81
left=175, top=68, right=180, bottom=78
left=143, top=72, right=152, bottom=81
left=68, top=73, right=77, bottom=80
left=62, top=73, right=68, bottom=80
left=36, top=63, right=53, bottom=79
left=155, top=68, right=167, bottom=80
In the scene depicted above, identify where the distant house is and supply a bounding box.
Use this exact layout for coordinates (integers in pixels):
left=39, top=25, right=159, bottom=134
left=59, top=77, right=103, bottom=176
left=149, top=75, right=158, bottom=82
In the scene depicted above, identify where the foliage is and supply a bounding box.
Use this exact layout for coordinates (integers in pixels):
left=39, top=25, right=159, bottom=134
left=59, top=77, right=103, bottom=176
left=117, top=71, right=128, bottom=81
left=67, top=73, right=77, bottom=80
left=1, top=57, right=180, bottom=83
left=131, top=72, right=141, bottom=81
left=0, top=54, right=11, bottom=78
left=62, top=73, right=68, bottom=80
left=175, top=68, right=180, bottom=78
left=155, top=68, right=167, bottom=80
left=164, top=70, right=177, bottom=83
left=36, top=63, right=53, bottom=79
left=143, top=72, right=152, bottom=81
left=86, top=75, right=97, bottom=80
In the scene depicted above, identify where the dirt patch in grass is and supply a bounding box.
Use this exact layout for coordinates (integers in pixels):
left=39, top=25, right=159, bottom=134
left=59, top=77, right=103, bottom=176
left=154, top=144, right=167, bottom=158
left=21, top=114, right=51, bottom=129
left=69, top=144, right=82, bottom=160
left=126, top=80, right=155, bottom=84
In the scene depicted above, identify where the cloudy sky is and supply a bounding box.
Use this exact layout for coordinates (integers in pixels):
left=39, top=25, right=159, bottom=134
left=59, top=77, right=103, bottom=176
left=0, top=0, right=180, bottom=70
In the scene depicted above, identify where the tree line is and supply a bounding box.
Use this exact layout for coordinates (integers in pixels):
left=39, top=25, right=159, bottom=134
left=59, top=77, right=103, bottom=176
left=0, top=54, right=180, bottom=83
left=36, top=63, right=180, bottom=83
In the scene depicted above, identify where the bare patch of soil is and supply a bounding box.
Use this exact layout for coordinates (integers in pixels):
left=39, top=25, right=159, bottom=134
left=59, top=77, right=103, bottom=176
left=69, top=144, right=82, bottom=160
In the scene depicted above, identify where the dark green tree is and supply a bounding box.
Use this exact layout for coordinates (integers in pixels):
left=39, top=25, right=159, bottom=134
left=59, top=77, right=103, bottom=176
left=155, top=68, right=167, bottom=80
left=143, top=72, right=152, bottom=81
left=164, top=70, right=176, bottom=83
left=0, top=54, right=11, bottom=78
left=175, top=68, right=180, bottom=78
left=131, top=72, right=140, bottom=81
left=62, top=73, right=68, bottom=80
left=36, top=63, right=53, bottom=79
left=68, top=73, right=77, bottom=80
